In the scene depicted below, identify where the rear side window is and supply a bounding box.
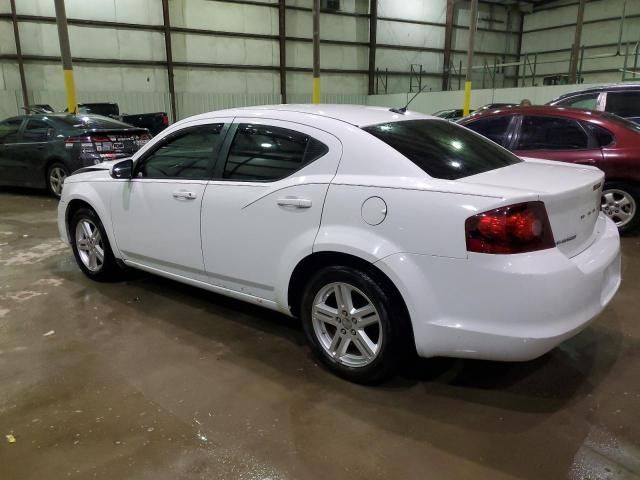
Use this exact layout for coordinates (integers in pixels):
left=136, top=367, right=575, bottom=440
left=23, top=119, right=51, bottom=142
left=585, top=123, right=614, bottom=147
left=464, top=116, right=512, bottom=146
left=605, top=91, right=640, bottom=118
left=139, top=124, right=224, bottom=179
left=517, top=116, right=588, bottom=150
left=363, top=119, right=521, bottom=180
left=223, top=124, right=328, bottom=181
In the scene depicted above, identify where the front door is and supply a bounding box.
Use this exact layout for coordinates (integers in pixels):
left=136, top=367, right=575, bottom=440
left=111, top=121, right=229, bottom=281
left=200, top=119, right=342, bottom=302
left=0, top=118, right=25, bottom=186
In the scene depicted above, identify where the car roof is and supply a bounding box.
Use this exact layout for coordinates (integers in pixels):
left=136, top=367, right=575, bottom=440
left=460, top=105, right=612, bottom=122
left=554, top=83, right=640, bottom=99
left=181, top=104, right=435, bottom=127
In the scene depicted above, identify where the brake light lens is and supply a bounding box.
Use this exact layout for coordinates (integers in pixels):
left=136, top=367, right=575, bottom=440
left=162, top=114, right=169, bottom=126
left=465, top=201, right=555, bottom=254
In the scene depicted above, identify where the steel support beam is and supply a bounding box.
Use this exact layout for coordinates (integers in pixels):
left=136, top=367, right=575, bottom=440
left=463, top=0, right=478, bottom=115
left=367, top=0, right=377, bottom=95
left=312, top=0, right=320, bottom=103
left=53, top=0, right=76, bottom=113
left=161, top=0, right=177, bottom=123
left=568, top=0, right=586, bottom=83
left=9, top=0, right=28, bottom=108
left=278, top=0, right=287, bottom=103
left=442, top=0, right=455, bottom=91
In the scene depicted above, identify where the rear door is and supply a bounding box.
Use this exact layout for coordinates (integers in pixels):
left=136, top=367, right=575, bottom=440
left=0, top=118, right=25, bottom=186
left=200, top=119, right=341, bottom=302
left=111, top=121, right=229, bottom=281
left=511, top=115, right=604, bottom=166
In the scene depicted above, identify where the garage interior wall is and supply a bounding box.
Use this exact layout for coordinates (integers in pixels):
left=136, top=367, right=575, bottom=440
left=0, top=0, right=635, bottom=120
left=520, top=0, right=640, bottom=86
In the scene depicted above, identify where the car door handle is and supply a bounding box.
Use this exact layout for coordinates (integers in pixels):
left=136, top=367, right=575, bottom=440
left=277, top=197, right=312, bottom=208
left=172, top=190, right=197, bottom=200
left=579, top=159, right=597, bottom=165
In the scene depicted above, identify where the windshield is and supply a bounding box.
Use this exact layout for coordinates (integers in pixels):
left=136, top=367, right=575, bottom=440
left=363, top=119, right=522, bottom=180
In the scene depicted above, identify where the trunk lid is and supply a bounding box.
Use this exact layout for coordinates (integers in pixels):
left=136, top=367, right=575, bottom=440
left=70, top=128, right=151, bottom=159
left=459, top=158, right=604, bottom=257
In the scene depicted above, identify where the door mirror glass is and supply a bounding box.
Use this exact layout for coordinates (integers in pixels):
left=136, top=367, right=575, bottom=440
left=111, top=159, right=133, bottom=179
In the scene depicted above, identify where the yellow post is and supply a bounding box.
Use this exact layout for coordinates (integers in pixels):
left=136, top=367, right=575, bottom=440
left=312, top=77, right=321, bottom=104
left=63, top=69, right=77, bottom=114
left=463, top=80, right=472, bottom=116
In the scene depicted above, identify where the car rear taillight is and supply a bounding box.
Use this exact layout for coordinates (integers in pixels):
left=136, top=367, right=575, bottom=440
left=465, top=201, right=555, bottom=254
left=162, top=114, right=169, bottom=127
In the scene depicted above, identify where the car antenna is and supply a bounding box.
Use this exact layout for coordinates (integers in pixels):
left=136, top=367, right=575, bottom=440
left=389, top=83, right=430, bottom=114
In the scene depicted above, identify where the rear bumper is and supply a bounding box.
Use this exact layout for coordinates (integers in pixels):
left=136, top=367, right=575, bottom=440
left=375, top=213, right=621, bottom=361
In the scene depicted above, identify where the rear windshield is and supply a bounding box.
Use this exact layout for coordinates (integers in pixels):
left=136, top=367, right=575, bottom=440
left=599, top=112, right=640, bottom=134
left=363, top=119, right=521, bottom=180
left=54, top=115, right=133, bottom=130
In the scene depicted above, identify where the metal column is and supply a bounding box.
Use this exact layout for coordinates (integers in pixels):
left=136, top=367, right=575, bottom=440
left=53, top=0, right=77, bottom=113
left=9, top=0, right=29, bottom=108
left=442, top=0, right=455, bottom=91
left=161, top=0, right=177, bottom=123
left=279, top=0, right=287, bottom=103
left=463, top=0, right=478, bottom=115
left=367, top=0, right=377, bottom=95
left=568, top=0, right=586, bottom=83
left=312, top=0, right=320, bottom=104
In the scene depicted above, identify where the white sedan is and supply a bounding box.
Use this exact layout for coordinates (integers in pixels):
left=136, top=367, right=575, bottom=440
left=57, top=105, right=621, bottom=383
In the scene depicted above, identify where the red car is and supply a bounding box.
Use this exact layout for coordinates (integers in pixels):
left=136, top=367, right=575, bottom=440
left=459, top=106, right=640, bottom=232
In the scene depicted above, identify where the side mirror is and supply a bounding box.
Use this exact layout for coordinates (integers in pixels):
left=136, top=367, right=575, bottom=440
left=111, top=159, right=133, bottom=179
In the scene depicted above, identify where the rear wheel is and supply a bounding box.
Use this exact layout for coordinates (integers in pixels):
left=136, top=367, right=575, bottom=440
left=601, top=182, right=640, bottom=233
left=301, top=265, right=405, bottom=384
left=47, top=162, right=68, bottom=197
left=70, top=208, right=121, bottom=281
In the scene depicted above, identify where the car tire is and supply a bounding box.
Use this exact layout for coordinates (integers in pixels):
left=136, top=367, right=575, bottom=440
left=301, top=265, right=407, bottom=384
left=46, top=162, right=68, bottom=198
left=70, top=207, right=121, bottom=281
left=601, top=182, right=640, bottom=234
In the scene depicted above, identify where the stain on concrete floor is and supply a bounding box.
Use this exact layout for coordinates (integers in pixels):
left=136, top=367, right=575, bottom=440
left=0, top=190, right=639, bottom=480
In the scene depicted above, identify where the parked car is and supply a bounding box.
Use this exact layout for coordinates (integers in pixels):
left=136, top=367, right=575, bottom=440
left=459, top=105, right=640, bottom=232
left=58, top=105, right=621, bottom=384
left=0, top=113, right=151, bottom=197
left=547, top=83, right=640, bottom=124
left=474, top=103, right=517, bottom=113
left=432, top=109, right=473, bottom=121
left=73, top=103, right=169, bottom=136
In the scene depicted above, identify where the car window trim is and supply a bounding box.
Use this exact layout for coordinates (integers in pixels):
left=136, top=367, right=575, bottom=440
left=211, top=120, right=329, bottom=183
left=133, top=122, right=231, bottom=181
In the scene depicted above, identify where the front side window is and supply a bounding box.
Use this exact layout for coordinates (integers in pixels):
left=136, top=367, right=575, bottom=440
left=464, top=115, right=513, bottom=146
left=23, top=120, right=51, bottom=142
left=223, top=124, right=328, bottom=181
left=517, top=116, right=588, bottom=150
left=363, top=119, right=521, bottom=180
left=605, top=91, right=640, bottom=118
left=0, top=118, right=23, bottom=144
left=559, top=93, right=599, bottom=110
left=138, top=124, right=224, bottom=179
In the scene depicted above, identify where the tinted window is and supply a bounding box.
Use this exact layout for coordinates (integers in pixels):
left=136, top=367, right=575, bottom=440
left=139, top=124, right=223, bottom=179
left=559, top=93, right=599, bottom=110
left=585, top=123, right=614, bottom=147
left=363, top=119, right=521, bottom=180
left=223, top=124, right=328, bottom=181
left=23, top=119, right=51, bottom=142
left=464, top=116, right=512, bottom=146
left=0, top=118, right=23, bottom=143
left=55, top=115, right=133, bottom=129
left=605, top=91, right=640, bottom=118
left=517, top=116, right=588, bottom=150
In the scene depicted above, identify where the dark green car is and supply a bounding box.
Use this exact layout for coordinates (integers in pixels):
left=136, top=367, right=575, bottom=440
left=0, top=114, right=150, bottom=197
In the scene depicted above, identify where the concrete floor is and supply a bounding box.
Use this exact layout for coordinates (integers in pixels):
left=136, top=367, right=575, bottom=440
left=0, top=190, right=639, bottom=480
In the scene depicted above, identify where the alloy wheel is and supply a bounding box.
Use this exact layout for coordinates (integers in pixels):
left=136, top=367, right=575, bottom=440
left=601, top=189, right=636, bottom=228
left=311, top=282, right=383, bottom=368
left=49, top=167, right=67, bottom=196
left=75, top=219, right=105, bottom=272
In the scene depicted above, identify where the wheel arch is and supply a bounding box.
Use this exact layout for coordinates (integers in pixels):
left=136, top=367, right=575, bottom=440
left=43, top=156, right=68, bottom=187
left=287, top=251, right=416, bottom=351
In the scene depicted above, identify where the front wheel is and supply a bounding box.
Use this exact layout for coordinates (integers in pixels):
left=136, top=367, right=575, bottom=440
left=47, top=162, right=68, bottom=198
left=70, top=208, right=121, bottom=281
left=301, top=266, right=406, bottom=384
left=601, top=182, right=640, bottom=234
